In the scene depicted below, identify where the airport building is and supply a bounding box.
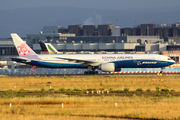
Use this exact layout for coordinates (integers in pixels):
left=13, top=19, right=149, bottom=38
left=27, top=25, right=166, bottom=53
left=1, top=22, right=180, bottom=67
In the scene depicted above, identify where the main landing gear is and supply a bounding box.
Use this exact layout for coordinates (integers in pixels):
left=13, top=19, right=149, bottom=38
left=84, top=71, right=98, bottom=74
left=84, top=66, right=98, bottom=75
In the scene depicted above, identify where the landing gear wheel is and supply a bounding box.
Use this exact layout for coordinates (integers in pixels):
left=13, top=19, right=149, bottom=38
left=84, top=71, right=98, bottom=74
left=160, top=67, right=164, bottom=74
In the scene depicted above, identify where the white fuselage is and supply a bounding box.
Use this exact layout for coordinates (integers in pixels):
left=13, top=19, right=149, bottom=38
left=23, top=54, right=174, bottom=69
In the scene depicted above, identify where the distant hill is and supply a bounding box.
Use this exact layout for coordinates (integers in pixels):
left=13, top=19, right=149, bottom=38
left=0, top=6, right=179, bottom=38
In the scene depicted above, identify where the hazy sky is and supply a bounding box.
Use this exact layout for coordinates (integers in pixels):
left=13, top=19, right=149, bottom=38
left=0, top=0, right=180, bottom=38
left=1, top=0, right=180, bottom=10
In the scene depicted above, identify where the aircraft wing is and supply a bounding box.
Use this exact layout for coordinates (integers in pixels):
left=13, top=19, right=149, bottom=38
left=55, top=57, right=101, bottom=66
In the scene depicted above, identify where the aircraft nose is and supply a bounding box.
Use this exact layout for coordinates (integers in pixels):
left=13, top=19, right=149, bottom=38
left=171, top=60, right=175, bottom=64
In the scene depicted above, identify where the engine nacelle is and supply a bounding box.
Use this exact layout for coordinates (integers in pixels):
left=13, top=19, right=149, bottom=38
left=99, top=63, right=121, bottom=72
left=99, top=63, right=115, bottom=72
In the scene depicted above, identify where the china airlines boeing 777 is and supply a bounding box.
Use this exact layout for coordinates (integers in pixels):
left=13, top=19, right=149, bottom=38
left=11, top=33, right=175, bottom=74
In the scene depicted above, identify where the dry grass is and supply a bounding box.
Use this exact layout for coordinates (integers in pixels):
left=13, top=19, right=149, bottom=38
left=0, top=75, right=180, bottom=91
left=0, top=114, right=119, bottom=120
left=0, top=97, right=180, bottom=119
left=0, top=75, right=180, bottom=119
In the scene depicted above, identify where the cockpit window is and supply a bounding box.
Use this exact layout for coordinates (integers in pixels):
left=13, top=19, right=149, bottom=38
left=168, top=58, right=171, bottom=60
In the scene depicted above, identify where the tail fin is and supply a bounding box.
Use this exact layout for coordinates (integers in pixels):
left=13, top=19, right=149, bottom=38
left=45, top=43, right=58, bottom=54
left=39, top=41, right=49, bottom=53
left=11, top=33, right=41, bottom=60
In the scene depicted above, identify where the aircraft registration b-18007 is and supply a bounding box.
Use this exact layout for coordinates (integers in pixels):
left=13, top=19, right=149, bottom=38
left=11, top=33, right=175, bottom=74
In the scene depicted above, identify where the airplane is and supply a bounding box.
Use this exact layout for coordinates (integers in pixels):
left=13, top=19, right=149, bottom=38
left=11, top=33, right=175, bottom=74
left=39, top=41, right=58, bottom=54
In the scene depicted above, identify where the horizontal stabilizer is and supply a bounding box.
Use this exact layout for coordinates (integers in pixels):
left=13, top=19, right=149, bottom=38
left=11, top=57, right=31, bottom=63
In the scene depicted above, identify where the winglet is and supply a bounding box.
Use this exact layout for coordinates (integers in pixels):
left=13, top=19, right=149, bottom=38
left=11, top=33, right=41, bottom=60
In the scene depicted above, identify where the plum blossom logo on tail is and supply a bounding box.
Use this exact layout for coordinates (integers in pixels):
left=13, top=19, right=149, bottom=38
left=17, top=43, right=30, bottom=55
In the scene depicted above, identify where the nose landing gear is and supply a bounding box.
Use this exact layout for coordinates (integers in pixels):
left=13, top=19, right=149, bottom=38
left=158, top=67, right=164, bottom=75
left=160, top=67, right=164, bottom=73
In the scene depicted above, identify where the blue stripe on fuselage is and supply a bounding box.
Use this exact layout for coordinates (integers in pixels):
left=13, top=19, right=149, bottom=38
left=30, top=60, right=86, bottom=68
left=112, top=60, right=174, bottom=68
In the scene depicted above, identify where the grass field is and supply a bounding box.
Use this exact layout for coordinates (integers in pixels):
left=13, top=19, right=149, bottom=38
left=1, top=75, right=180, bottom=91
left=0, top=74, right=180, bottom=120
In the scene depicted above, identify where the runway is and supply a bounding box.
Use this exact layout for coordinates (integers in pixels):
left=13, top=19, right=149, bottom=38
left=4, top=72, right=179, bottom=77
left=0, top=67, right=180, bottom=77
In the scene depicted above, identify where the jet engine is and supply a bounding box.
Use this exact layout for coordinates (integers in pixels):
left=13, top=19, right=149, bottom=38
left=99, top=63, right=121, bottom=72
left=99, top=63, right=114, bottom=72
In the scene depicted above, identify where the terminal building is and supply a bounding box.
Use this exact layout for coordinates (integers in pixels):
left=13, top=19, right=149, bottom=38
left=1, top=22, right=180, bottom=67
left=29, top=25, right=165, bottom=53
